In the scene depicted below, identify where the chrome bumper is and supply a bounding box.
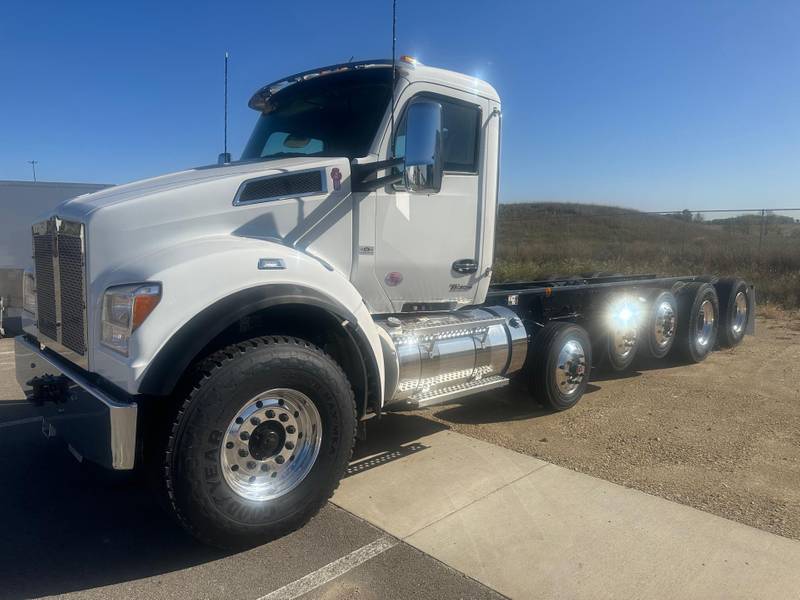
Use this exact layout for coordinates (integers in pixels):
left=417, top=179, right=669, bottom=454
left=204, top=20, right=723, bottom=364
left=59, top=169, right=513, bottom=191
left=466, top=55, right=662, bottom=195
left=13, top=336, right=138, bottom=470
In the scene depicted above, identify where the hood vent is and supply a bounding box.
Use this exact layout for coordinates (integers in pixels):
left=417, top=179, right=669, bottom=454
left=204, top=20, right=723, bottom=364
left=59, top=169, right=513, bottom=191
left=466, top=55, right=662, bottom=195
left=234, top=169, right=326, bottom=206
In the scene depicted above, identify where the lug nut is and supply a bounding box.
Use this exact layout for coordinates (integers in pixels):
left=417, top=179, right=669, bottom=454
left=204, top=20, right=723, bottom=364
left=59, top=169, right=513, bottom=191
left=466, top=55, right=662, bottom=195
left=260, top=464, right=269, bottom=472
left=285, top=441, right=295, bottom=450
left=298, top=432, right=303, bottom=439
left=250, top=417, right=261, bottom=426
left=238, top=449, right=249, bottom=458
left=249, top=476, right=256, bottom=483
left=286, top=426, right=296, bottom=434
left=275, top=456, right=285, bottom=465
left=231, top=465, right=239, bottom=471
left=240, top=431, right=250, bottom=441
left=235, top=417, right=244, bottom=425
left=278, top=399, right=285, bottom=406
left=226, top=442, right=234, bottom=449
left=293, top=411, right=300, bottom=418
left=247, top=461, right=256, bottom=470
left=266, top=410, right=275, bottom=418
left=279, top=413, right=289, bottom=422
left=256, top=400, right=264, bottom=408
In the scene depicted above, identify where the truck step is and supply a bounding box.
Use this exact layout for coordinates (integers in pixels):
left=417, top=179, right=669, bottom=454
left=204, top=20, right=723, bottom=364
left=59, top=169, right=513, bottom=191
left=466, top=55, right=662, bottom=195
left=410, top=375, right=509, bottom=408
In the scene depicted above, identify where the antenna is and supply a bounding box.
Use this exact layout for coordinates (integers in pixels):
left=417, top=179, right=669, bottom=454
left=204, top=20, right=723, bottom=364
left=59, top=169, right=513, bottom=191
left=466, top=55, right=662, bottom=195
left=390, top=0, right=397, bottom=157
left=219, top=52, right=232, bottom=165
left=27, top=160, right=38, bottom=182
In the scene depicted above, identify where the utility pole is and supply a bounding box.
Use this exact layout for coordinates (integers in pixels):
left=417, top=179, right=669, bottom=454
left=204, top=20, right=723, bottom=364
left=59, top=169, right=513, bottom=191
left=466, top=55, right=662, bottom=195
left=27, top=160, right=38, bottom=182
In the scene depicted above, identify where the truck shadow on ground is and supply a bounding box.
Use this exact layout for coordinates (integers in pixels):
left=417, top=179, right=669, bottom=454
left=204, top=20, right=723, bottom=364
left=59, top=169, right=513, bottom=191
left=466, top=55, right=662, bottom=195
left=0, top=421, right=228, bottom=599
left=0, top=412, right=450, bottom=599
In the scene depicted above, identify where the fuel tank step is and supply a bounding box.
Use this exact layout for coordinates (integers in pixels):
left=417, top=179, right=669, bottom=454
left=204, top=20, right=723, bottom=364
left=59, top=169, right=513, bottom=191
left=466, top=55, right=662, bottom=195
left=409, top=374, right=509, bottom=408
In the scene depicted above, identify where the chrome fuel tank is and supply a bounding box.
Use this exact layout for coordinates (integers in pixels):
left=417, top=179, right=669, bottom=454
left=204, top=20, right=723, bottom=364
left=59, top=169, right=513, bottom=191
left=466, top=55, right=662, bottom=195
left=376, top=306, right=528, bottom=407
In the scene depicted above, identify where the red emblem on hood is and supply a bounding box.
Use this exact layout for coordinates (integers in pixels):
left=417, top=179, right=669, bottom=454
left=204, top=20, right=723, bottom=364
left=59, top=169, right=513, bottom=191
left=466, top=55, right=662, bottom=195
left=330, top=168, right=342, bottom=191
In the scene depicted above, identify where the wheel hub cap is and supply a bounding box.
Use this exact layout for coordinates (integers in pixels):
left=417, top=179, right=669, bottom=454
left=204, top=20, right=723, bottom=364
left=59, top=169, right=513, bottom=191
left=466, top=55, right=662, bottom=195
left=732, top=291, right=747, bottom=335
left=556, top=340, right=587, bottom=395
left=221, top=388, right=321, bottom=502
left=695, top=300, right=716, bottom=348
left=653, top=302, right=676, bottom=349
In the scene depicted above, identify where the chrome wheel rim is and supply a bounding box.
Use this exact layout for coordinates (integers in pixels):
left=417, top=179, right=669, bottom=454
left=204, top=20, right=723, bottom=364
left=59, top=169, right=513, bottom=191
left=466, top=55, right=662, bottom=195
left=695, top=300, right=716, bottom=348
left=611, top=326, right=638, bottom=360
left=556, top=340, right=587, bottom=395
left=731, top=291, right=748, bottom=335
left=221, top=388, right=322, bottom=502
left=653, top=301, right=676, bottom=349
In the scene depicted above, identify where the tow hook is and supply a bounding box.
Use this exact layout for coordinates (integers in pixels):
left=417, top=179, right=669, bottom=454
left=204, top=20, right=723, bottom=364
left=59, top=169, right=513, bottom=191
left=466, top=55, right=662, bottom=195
left=27, top=375, right=71, bottom=406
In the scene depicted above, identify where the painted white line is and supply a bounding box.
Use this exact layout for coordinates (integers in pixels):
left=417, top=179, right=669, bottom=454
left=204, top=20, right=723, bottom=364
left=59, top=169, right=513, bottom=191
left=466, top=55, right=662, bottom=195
left=257, top=535, right=397, bottom=600
left=0, top=416, right=42, bottom=429
left=0, top=351, right=15, bottom=356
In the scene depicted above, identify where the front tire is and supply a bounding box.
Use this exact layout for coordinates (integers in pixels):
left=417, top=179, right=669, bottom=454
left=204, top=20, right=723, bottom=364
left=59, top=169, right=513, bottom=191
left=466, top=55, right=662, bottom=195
left=161, top=336, right=356, bottom=549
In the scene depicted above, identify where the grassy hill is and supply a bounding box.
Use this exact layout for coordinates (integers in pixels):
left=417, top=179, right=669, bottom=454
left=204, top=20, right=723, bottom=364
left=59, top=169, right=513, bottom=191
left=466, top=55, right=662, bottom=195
left=494, top=203, right=800, bottom=308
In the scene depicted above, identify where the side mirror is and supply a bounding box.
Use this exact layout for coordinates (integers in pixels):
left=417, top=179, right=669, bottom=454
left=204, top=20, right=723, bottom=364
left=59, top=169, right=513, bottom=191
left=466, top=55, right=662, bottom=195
left=403, top=100, right=443, bottom=194
left=218, top=152, right=231, bottom=165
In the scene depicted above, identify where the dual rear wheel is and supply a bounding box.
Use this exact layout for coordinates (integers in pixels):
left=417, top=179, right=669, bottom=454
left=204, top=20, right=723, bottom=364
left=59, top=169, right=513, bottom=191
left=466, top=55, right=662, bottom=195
left=526, top=279, right=750, bottom=411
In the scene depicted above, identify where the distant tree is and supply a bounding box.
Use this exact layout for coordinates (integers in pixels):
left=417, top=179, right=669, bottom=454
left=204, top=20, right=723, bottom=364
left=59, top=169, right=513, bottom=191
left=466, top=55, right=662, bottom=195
left=680, top=209, right=693, bottom=223
left=693, top=212, right=705, bottom=223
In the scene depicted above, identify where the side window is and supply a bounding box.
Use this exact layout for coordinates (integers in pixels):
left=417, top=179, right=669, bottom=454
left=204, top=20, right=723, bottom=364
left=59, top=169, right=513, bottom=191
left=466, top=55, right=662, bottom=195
left=393, top=96, right=481, bottom=173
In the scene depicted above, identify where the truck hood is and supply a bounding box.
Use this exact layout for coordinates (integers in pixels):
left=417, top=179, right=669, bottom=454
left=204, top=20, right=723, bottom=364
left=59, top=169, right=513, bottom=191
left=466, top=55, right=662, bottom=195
left=47, top=155, right=353, bottom=298
left=58, top=156, right=330, bottom=217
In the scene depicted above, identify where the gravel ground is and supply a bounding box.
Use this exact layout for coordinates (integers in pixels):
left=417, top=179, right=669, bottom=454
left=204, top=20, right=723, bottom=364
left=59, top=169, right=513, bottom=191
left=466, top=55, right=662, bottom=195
left=411, top=313, right=800, bottom=541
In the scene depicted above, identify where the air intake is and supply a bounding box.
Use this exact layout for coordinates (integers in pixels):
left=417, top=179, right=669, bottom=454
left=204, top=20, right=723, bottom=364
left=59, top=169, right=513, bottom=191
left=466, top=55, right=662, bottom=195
left=234, top=169, right=325, bottom=205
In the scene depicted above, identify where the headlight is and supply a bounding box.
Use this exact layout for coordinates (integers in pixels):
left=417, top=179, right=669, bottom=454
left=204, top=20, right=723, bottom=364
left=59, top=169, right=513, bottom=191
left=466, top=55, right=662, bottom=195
left=23, top=269, right=37, bottom=314
left=101, top=283, right=162, bottom=356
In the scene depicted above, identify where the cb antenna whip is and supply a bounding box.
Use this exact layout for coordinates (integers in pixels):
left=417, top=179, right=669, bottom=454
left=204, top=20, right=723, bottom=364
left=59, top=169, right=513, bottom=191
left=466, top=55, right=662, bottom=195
left=219, top=52, right=231, bottom=164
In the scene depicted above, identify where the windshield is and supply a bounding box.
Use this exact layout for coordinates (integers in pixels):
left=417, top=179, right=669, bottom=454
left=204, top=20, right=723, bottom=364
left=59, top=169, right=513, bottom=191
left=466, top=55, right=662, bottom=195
left=241, top=69, right=393, bottom=161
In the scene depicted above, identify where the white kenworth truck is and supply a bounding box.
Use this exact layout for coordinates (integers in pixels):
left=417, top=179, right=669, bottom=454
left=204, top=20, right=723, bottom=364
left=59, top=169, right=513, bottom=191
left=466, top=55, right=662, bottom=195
left=14, top=58, right=754, bottom=548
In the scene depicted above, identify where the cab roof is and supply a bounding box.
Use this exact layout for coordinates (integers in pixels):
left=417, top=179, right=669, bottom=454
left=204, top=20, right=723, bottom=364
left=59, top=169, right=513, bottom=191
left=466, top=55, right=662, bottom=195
left=248, top=58, right=499, bottom=111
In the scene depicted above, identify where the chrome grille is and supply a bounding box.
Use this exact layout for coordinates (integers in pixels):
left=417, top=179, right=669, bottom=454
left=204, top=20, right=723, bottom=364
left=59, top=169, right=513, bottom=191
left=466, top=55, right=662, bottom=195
left=31, top=217, right=87, bottom=364
left=33, top=231, right=58, bottom=340
left=58, top=234, right=86, bottom=354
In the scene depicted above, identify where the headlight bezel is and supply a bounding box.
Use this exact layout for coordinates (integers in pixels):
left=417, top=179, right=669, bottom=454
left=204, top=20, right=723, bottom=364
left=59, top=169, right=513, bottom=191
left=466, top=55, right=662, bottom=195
left=100, top=282, right=162, bottom=356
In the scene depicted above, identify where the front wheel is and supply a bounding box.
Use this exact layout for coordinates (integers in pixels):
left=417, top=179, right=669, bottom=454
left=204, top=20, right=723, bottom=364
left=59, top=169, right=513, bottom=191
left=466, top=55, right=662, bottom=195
left=159, top=336, right=356, bottom=549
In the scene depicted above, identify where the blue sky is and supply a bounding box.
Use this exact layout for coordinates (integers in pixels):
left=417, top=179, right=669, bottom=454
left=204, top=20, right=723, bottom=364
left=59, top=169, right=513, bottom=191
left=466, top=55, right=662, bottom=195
left=1, top=0, right=799, bottom=211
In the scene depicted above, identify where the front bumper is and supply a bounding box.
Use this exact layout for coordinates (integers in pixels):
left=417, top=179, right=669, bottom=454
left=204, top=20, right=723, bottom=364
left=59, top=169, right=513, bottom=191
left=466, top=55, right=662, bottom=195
left=13, top=336, right=138, bottom=470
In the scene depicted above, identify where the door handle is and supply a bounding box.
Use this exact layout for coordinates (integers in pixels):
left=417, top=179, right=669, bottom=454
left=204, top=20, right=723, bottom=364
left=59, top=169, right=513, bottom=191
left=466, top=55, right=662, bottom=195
left=452, top=259, right=478, bottom=274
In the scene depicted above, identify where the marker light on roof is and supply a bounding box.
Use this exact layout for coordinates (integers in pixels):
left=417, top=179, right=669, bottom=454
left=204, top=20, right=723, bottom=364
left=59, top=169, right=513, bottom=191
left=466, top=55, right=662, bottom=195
left=399, top=55, right=418, bottom=65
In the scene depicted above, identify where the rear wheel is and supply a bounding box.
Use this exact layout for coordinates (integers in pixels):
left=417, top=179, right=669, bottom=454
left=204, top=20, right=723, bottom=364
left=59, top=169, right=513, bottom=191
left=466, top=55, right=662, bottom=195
left=716, top=278, right=750, bottom=348
left=528, top=322, right=592, bottom=411
left=643, top=290, right=678, bottom=359
left=158, top=336, right=356, bottom=549
left=605, top=323, right=639, bottom=371
left=674, top=282, right=719, bottom=363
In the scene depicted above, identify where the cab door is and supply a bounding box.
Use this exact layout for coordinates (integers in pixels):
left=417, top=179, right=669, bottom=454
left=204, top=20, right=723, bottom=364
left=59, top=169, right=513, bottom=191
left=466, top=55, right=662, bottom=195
left=373, top=85, right=490, bottom=311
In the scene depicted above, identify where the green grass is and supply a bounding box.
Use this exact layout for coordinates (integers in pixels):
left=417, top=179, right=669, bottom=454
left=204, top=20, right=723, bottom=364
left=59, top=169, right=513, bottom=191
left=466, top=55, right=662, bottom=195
left=494, top=203, right=800, bottom=308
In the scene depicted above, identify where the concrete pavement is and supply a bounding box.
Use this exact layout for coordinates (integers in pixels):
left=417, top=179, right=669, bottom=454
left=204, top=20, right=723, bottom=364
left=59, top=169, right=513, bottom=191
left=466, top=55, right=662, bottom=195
left=333, top=416, right=800, bottom=600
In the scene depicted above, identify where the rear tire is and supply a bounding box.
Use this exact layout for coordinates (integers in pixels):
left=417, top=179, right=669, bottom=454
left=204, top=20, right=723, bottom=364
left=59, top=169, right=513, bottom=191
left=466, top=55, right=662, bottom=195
left=674, top=283, right=719, bottom=363
left=528, top=322, right=592, bottom=411
left=715, top=278, right=750, bottom=348
left=157, top=336, right=356, bottom=549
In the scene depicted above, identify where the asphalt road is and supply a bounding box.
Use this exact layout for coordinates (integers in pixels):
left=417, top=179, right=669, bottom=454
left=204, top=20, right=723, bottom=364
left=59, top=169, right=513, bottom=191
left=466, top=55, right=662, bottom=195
left=0, top=338, right=501, bottom=600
